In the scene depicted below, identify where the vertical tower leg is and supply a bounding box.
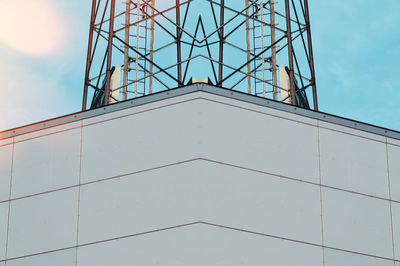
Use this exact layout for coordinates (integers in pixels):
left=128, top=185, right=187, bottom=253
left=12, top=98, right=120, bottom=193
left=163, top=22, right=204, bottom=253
left=149, top=0, right=155, bottom=94
left=304, top=0, right=318, bottom=111
left=218, top=0, right=225, bottom=87
left=260, top=0, right=266, bottom=98
left=176, top=0, right=182, bottom=87
left=284, top=0, right=296, bottom=106
left=245, top=0, right=251, bottom=94
left=123, top=0, right=131, bottom=101
left=82, top=0, right=97, bottom=111
left=134, top=0, right=141, bottom=98
left=105, top=0, right=116, bottom=105
left=270, top=0, right=278, bottom=100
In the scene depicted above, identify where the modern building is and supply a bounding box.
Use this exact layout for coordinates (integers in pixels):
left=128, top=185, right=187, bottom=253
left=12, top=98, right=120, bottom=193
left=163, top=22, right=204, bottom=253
left=0, top=84, right=399, bottom=266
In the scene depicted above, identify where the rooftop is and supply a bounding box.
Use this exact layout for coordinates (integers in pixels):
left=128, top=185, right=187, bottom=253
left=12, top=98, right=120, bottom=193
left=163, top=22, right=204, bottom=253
left=1, top=84, right=399, bottom=141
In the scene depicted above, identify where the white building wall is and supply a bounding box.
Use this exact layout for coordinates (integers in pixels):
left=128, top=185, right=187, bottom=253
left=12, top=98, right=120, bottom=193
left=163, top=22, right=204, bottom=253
left=0, top=202, right=8, bottom=261
left=11, top=123, right=81, bottom=199
left=0, top=139, right=12, bottom=202
left=0, top=91, right=399, bottom=266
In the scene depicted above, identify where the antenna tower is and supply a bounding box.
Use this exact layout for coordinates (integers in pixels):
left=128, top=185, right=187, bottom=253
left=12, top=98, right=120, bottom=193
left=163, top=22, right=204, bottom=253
left=82, top=0, right=318, bottom=111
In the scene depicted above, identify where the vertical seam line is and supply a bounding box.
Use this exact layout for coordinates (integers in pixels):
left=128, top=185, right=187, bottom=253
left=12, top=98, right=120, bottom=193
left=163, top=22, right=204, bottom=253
left=5, top=138, right=15, bottom=265
left=386, top=139, right=396, bottom=265
left=75, top=122, right=83, bottom=266
left=318, top=122, right=326, bottom=266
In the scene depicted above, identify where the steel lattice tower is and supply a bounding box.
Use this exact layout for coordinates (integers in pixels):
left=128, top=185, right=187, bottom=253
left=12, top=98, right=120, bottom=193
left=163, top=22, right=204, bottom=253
left=82, top=0, right=318, bottom=111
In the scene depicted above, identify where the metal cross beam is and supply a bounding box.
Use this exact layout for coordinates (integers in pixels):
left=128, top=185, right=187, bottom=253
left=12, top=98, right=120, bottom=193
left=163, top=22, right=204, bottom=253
left=82, top=0, right=318, bottom=111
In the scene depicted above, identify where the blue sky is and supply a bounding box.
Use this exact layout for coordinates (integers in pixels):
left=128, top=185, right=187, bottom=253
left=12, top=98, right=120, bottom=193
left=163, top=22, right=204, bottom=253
left=0, top=0, right=399, bottom=131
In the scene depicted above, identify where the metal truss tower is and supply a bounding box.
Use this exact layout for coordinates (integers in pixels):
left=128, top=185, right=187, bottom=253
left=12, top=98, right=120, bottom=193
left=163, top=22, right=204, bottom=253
left=82, top=0, right=318, bottom=111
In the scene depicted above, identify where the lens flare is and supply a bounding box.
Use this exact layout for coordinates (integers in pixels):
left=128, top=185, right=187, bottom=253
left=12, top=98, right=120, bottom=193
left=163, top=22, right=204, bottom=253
left=0, top=0, right=66, bottom=55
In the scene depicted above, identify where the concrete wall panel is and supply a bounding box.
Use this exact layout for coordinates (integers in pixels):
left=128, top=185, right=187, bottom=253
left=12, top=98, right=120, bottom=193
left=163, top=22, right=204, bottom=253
left=197, top=161, right=322, bottom=244
left=0, top=203, right=8, bottom=261
left=77, top=223, right=323, bottom=266
left=82, top=93, right=204, bottom=126
left=1, top=90, right=400, bottom=265
left=320, top=127, right=389, bottom=198
left=200, top=93, right=319, bottom=126
left=12, top=129, right=81, bottom=199
left=78, top=160, right=322, bottom=245
left=7, top=249, right=76, bottom=266
left=81, top=100, right=202, bottom=183
left=13, top=122, right=81, bottom=143
left=393, top=202, right=400, bottom=260
left=319, top=121, right=386, bottom=142
left=322, top=187, right=393, bottom=258
left=7, top=188, right=78, bottom=258
left=388, top=144, right=400, bottom=202
left=197, top=99, right=320, bottom=184
left=0, top=144, right=12, bottom=202
left=387, top=137, right=400, bottom=146
left=324, top=248, right=393, bottom=266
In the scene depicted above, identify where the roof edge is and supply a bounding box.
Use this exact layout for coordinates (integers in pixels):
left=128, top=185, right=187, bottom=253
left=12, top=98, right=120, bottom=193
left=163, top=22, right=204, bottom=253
left=1, top=84, right=399, bottom=141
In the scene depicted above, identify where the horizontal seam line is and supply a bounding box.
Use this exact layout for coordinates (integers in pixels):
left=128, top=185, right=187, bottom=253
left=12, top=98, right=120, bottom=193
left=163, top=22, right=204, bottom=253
left=2, top=158, right=202, bottom=202
left=2, top=158, right=399, bottom=204
left=2, top=221, right=398, bottom=263
left=199, top=97, right=318, bottom=127
left=13, top=126, right=82, bottom=144
left=81, top=97, right=201, bottom=128
left=0, top=88, right=201, bottom=140
left=319, top=125, right=387, bottom=143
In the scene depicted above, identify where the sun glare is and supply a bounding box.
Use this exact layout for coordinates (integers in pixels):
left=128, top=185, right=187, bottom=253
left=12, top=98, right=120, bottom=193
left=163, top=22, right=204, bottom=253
left=0, top=0, right=66, bottom=55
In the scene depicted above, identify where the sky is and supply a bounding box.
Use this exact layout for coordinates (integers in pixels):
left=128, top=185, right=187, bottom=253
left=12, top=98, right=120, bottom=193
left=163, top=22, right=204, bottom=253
left=0, top=0, right=399, bottom=132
